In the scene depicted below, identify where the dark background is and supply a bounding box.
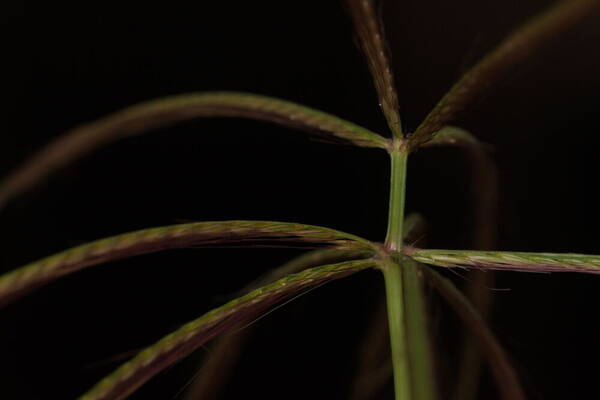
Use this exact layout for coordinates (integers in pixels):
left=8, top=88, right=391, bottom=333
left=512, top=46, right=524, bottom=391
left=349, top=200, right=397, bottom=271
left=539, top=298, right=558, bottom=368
left=2, top=0, right=599, bottom=398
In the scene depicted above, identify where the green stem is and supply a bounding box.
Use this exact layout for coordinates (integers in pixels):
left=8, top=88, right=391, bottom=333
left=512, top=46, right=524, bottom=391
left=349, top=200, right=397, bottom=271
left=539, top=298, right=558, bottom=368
left=383, top=148, right=412, bottom=399
left=382, top=257, right=437, bottom=400
left=401, top=258, right=437, bottom=400
left=382, top=260, right=412, bottom=400
left=382, top=148, right=436, bottom=400
left=384, top=149, right=408, bottom=251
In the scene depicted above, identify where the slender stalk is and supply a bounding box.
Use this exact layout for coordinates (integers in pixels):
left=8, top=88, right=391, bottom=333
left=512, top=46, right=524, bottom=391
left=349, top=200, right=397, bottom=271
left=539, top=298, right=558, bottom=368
left=349, top=214, right=429, bottom=400
left=384, top=148, right=408, bottom=251
left=349, top=213, right=427, bottom=400
left=381, top=256, right=436, bottom=400
left=382, top=259, right=411, bottom=400
left=402, top=258, right=436, bottom=400
left=383, top=148, right=410, bottom=399
left=382, top=147, right=436, bottom=399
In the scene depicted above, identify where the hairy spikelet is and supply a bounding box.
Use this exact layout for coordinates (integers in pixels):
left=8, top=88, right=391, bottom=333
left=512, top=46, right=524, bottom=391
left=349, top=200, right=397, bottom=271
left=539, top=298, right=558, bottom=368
left=408, top=248, right=600, bottom=274
left=410, top=0, right=600, bottom=148
left=242, top=248, right=374, bottom=293
left=347, top=0, right=403, bottom=138
left=0, top=221, right=377, bottom=307
left=0, top=92, right=388, bottom=209
left=184, top=248, right=373, bottom=399
left=80, top=259, right=376, bottom=400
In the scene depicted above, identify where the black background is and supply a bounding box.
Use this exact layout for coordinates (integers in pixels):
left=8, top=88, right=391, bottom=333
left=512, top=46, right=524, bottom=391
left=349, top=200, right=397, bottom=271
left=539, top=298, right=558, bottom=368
left=2, top=0, right=599, bottom=399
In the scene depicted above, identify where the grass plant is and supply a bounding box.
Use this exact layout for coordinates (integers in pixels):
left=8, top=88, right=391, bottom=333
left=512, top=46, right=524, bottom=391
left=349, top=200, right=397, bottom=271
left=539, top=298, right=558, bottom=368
left=2, top=0, right=599, bottom=399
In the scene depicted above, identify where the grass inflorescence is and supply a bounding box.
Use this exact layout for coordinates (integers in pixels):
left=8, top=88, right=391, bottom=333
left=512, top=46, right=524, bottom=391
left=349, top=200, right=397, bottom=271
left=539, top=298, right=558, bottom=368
left=1, top=0, right=599, bottom=399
